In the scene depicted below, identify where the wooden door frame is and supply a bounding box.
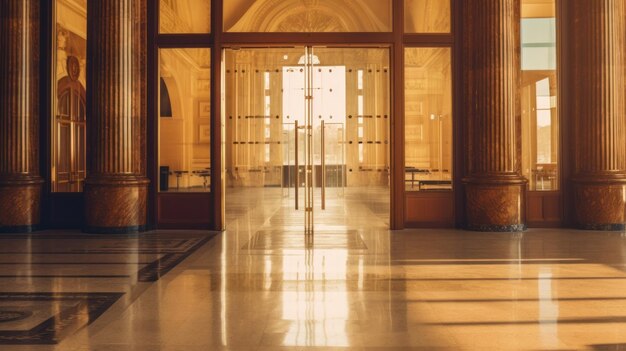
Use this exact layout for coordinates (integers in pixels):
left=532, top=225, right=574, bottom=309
left=40, top=0, right=86, bottom=229
left=146, top=0, right=459, bottom=231
left=34, top=0, right=568, bottom=231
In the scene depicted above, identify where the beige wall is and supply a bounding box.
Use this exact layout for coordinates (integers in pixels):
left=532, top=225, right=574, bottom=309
left=160, top=49, right=211, bottom=190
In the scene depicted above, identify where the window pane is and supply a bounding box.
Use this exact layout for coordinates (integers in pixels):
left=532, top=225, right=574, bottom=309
left=224, top=0, right=392, bottom=32
left=159, top=49, right=211, bottom=192
left=522, top=18, right=556, bottom=43
left=404, top=48, right=453, bottom=191
left=522, top=47, right=556, bottom=70
left=521, top=17, right=556, bottom=71
left=405, top=0, right=451, bottom=33
left=53, top=0, right=87, bottom=193
left=521, top=0, right=559, bottom=191
left=160, top=0, right=211, bottom=34
left=224, top=48, right=389, bottom=194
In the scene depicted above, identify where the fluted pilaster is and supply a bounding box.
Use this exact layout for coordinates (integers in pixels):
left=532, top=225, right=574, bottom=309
left=0, top=0, right=43, bottom=233
left=84, top=0, right=148, bottom=233
left=565, top=0, right=626, bottom=230
left=462, top=0, right=527, bottom=231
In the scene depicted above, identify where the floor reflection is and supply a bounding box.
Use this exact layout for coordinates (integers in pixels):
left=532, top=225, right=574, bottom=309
left=0, top=232, right=216, bottom=347
left=4, top=190, right=626, bottom=349
left=275, top=250, right=352, bottom=347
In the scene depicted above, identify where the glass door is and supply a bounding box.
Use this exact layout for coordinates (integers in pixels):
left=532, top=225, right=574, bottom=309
left=308, top=49, right=346, bottom=234
left=282, top=47, right=316, bottom=234
left=226, top=48, right=308, bottom=230
left=310, top=47, right=390, bottom=232
left=225, top=47, right=390, bottom=235
left=288, top=47, right=350, bottom=235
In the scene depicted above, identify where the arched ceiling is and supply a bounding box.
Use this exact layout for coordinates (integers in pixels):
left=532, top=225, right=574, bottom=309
left=174, top=0, right=211, bottom=33
left=225, top=0, right=392, bottom=32
left=57, top=0, right=87, bottom=39
left=223, top=0, right=257, bottom=31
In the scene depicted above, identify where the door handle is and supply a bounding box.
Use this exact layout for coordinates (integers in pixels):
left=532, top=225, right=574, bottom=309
left=294, top=120, right=299, bottom=210
left=321, top=120, right=326, bottom=210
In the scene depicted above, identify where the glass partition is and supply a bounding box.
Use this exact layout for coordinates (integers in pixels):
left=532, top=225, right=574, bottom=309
left=405, top=0, right=451, bottom=33
left=160, top=0, right=211, bottom=34
left=224, top=48, right=390, bottom=227
left=310, top=48, right=390, bottom=202
left=224, top=49, right=299, bottom=191
left=521, top=0, right=559, bottom=191
left=404, top=48, right=453, bottom=191
left=158, top=48, right=211, bottom=192
left=52, top=0, right=87, bottom=193
left=224, top=0, right=392, bottom=32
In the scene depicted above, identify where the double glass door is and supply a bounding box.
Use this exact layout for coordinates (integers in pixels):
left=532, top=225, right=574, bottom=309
left=225, top=47, right=390, bottom=234
left=282, top=47, right=348, bottom=234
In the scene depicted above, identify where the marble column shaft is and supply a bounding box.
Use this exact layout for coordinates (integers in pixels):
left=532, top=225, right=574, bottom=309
left=0, top=0, right=43, bottom=232
left=565, top=0, right=626, bottom=230
left=462, top=0, right=527, bottom=231
left=84, top=0, right=148, bottom=233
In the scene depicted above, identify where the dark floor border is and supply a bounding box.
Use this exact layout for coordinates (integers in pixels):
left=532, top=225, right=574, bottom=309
left=137, top=234, right=216, bottom=281
left=0, top=292, right=124, bottom=344
left=0, top=232, right=217, bottom=282
left=0, top=225, right=40, bottom=234
left=577, top=223, right=626, bottom=231
left=83, top=225, right=148, bottom=234
left=0, top=275, right=130, bottom=279
left=590, top=343, right=626, bottom=350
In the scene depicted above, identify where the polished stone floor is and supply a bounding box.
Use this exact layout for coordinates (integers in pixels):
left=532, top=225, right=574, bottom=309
left=2, top=187, right=626, bottom=350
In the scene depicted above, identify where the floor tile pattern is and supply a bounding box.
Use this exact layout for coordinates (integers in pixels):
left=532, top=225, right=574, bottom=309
left=0, top=232, right=217, bottom=348
left=2, top=188, right=626, bottom=350
left=0, top=293, right=122, bottom=345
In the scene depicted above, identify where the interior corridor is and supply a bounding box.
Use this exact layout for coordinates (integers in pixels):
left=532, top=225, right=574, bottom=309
left=4, top=0, right=626, bottom=350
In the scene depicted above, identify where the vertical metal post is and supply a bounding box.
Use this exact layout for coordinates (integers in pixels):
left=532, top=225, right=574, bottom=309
left=294, top=120, right=299, bottom=210
left=341, top=125, right=346, bottom=196
left=321, top=120, right=326, bottom=210
left=304, top=46, right=314, bottom=235
left=439, top=115, right=443, bottom=178
left=283, top=126, right=290, bottom=198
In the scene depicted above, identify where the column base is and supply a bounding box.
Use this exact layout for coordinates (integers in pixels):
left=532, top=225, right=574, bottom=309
left=84, top=175, right=150, bottom=234
left=573, top=175, right=626, bottom=231
left=0, top=175, right=43, bottom=232
left=463, top=175, right=527, bottom=232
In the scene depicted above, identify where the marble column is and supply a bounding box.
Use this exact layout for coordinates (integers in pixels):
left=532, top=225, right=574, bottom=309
left=462, top=0, right=527, bottom=231
left=564, top=1, right=626, bottom=230
left=84, top=0, right=148, bottom=233
left=0, top=0, right=43, bottom=233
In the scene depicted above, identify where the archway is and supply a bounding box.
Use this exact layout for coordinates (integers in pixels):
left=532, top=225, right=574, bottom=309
left=227, top=0, right=390, bottom=32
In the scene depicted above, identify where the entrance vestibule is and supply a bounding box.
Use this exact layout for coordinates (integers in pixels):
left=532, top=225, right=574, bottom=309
left=224, top=47, right=391, bottom=233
